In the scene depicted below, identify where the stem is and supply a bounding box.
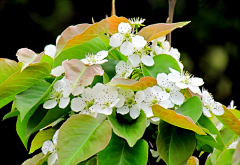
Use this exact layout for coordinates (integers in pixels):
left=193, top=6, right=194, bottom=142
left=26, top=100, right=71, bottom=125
left=167, top=0, right=177, bottom=46
left=111, top=0, right=116, bottom=16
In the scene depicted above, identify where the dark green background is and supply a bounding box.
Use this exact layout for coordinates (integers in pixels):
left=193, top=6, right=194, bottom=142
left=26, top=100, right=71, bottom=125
left=0, top=0, right=239, bottom=164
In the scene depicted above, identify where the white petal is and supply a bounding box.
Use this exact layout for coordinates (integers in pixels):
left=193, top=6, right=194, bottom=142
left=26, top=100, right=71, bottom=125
left=141, top=102, right=153, bottom=117
left=176, top=82, right=188, bottom=89
left=72, top=85, right=84, bottom=96
left=191, top=77, right=204, bottom=86
left=157, top=36, right=166, bottom=42
left=128, top=54, right=141, bottom=67
left=44, top=44, right=56, bottom=58
left=81, top=77, right=94, bottom=86
left=81, top=58, right=90, bottom=65
left=162, top=41, right=170, bottom=51
left=115, top=94, right=125, bottom=108
left=82, top=88, right=95, bottom=101
left=59, top=97, right=70, bottom=108
left=168, top=72, right=181, bottom=83
left=170, top=92, right=184, bottom=105
left=159, top=99, right=171, bottom=109
left=95, top=50, right=108, bottom=61
left=203, top=107, right=212, bottom=117
left=141, top=55, right=154, bottom=66
left=151, top=117, right=160, bottom=122
left=110, top=98, right=120, bottom=108
left=130, top=105, right=140, bottom=119
left=95, top=59, right=108, bottom=65
left=43, top=99, right=57, bottom=109
left=211, top=102, right=225, bottom=116
left=132, top=35, right=147, bottom=49
left=117, top=106, right=129, bottom=115
left=98, top=107, right=113, bottom=115
left=53, top=80, right=66, bottom=92
left=157, top=91, right=170, bottom=101
left=188, top=84, right=201, bottom=93
left=51, top=66, right=65, bottom=77
left=52, top=129, right=59, bottom=145
left=154, top=46, right=164, bottom=55
left=118, top=22, right=132, bottom=33
left=157, top=73, right=169, bottom=87
left=42, top=140, right=54, bottom=155
left=135, top=91, right=145, bottom=104
left=109, top=33, right=124, bottom=47
left=48, top=152, right=58, bottom=165
left=169, top=67, right=181, bottom=74
left=62, top=84, right=72, bottom=97
left=120, top=41, right=134, bottom=56
left=71, top=97, right=86, bottom=112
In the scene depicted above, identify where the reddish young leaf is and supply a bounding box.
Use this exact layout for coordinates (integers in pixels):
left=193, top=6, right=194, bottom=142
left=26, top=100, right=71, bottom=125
left=152, top=104, right=206, bottom=135
left=187, top=156, right=199, bottom=165
left=108, top=76, right=157, bottom=91
left=106, top=15, right=130, bottom=34
left=62, top=59, right=104, bottom=88
left=216, top=105, right=240, bottom=136
left=137, top=21, right=190, bottom=42
left=16, top=48, right=43, bottom=71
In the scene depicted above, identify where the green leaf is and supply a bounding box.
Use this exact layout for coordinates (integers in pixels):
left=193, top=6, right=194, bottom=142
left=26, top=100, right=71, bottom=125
left=108, top=49, right=128, bottom=61
left=198, top=115, right=224, bottom=147
left=142, top=55, right=180, bottom=78
left=100, top=59, right=118, bottom=80
left=157, top=120, right=196, bottom=165
left=220, top=128, right=234, bottom=144
left=175, top=96, right=202, bottom=123
left=2, top=109, right=19, bottom=121
left=57, top=114, right=112, bottom=165
left=195, top=134, right=224, bottom=151
left=98, top=132, right=148, bottom=165
left=40, top=55, right=53, bottom=68
left=16, top=115, right=31, bottom=149
left=77, top=157, right=98, bottom=165
left=22, top=153, right=45, bottom=165
left=29, top=127, right=58, bottom=154
left=215, top=149, right=236, bottom=165
left=14, top=79, right=51, bottom=121
left=0, top=62, right=51, bottom=100
left=26, top=104, right=71, bottom=137
left=108, top=109, right=147, bottom=147
left=0, top=95, right=15, bottom=109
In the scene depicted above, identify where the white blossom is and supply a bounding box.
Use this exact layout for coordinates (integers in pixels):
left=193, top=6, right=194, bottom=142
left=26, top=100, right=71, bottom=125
left=168, top=68, right=204, bottom=93
left=227, top=100, right=237, bottom=109
left=201, top=88, right=224, bottom=117
left=117, top=88, right=145, bottom=119
left=141, top=87, right=171, bottom=118
left=44, top=35, right=60, bottom=58
left=115, top=60, right=133, bottom=78
left=41, top=129, right=59, bottom=165
left=43, top=80, right=71, bottom=109
left=156, top=73, right=184, bottom=106
left=81, top=50, right=108, bottom=65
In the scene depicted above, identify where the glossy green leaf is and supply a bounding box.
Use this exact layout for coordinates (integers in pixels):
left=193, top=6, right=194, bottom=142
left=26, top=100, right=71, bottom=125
left=108, top=49, right=128, bottom=61
left=217, top=105, right=240, bottom=136
left=0, top=62, right=51, bottom=100
left=142, top=54, right=180, bottom=78
left=29, top=128, right=57, bottom=154
left=40, top=55, right=53, bottom=68
left=16, top=115, right=31, bottom=149
left=77, top=157, right=98, bottom=165
left=2, top=109, right=19, bottom=121
left=0, top=95, right=15, bottom=109
left=22, top=153, right=45, bottom=165
left=100, top=59, right=118, bottom=80
left=108, top=109, right=147, bottom=147
left=195, top=134, right=224, bottom=150
left=157, top=120, right=196, bottom=165
left=26, top=104, right=71, bottom=137
left=215, top=149, right=236, bottom=165
left=57, top=114, right=112, bottom=165
left=198, top=115, right=224, bottom=147
left=137, top=21, right=190, bottom=42
left=98, top=132, right=148, bottom=165
left=14, top=79, right=51, bottom=121
left=175, top=96, right=202, bottom=123
left=152, top=104, right=206, bottom=135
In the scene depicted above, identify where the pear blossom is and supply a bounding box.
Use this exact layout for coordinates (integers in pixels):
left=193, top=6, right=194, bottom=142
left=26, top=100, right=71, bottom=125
left=115, top=60, right=133, bottom=78
left=168, top=68, right=204, bottom=93
left=41, top=129, right=59, bottom=165
left=44, top=35, right=60, bottom=58
left=94, top=85, right=122, bottom=115
left=81, top=50, right=108, bottom=65
left=128, top=17, right=145, bottom=27
left=116, top=88, right=145, bottom=119
left=156, top=73, right=184, bottom=106
left=128, top=48, right=154, bottom=67
left=201, top=88, right=224, bottom=117
left=109, top=22, right=148, bottom=56
left=141, top=87, right=171, bottom=118
left=71, top=87, right=98, bottom=117
left=227, top=100, right=237, bottom=109
left=43, top=80, right=71, bottom=109
left=51, top=65, right=65, bottom=77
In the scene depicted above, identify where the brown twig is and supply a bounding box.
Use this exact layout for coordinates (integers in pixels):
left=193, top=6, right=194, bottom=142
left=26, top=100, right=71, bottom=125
left=167, top=0, right=177, bottom=46
left=111, top=0, right=116, bottom=16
